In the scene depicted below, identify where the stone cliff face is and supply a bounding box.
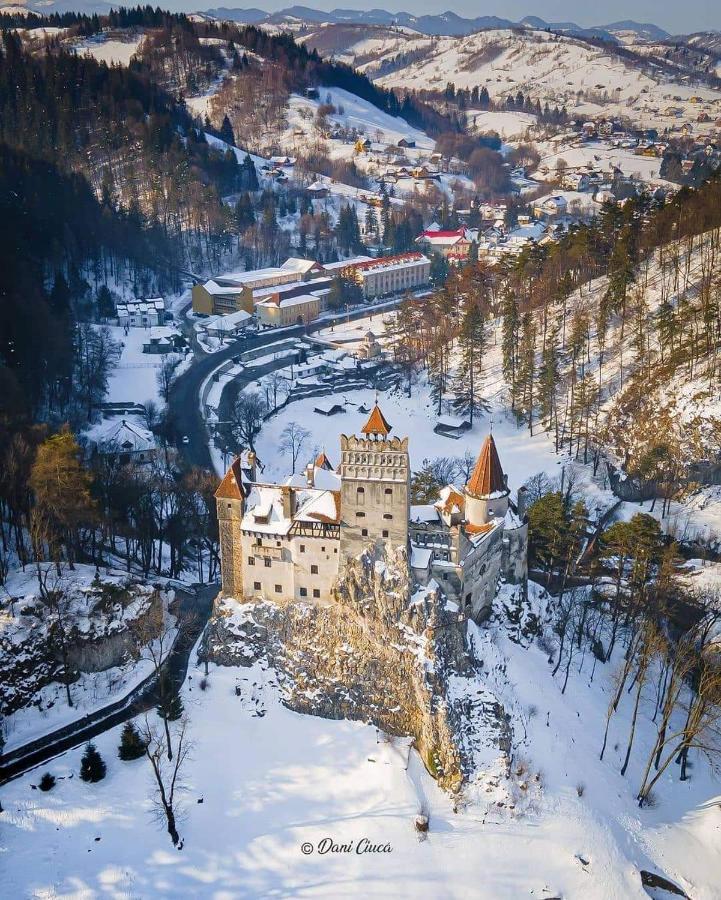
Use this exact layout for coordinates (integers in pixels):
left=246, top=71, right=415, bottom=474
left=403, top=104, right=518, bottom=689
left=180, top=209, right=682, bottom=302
left=205, top=544, right=512, bottom=794
left=1, top=578, right=166, bottom=717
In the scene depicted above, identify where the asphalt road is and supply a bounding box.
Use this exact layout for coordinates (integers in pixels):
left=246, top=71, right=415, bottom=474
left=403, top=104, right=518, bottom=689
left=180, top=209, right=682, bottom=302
left=169, top=301, right=400, bottom=471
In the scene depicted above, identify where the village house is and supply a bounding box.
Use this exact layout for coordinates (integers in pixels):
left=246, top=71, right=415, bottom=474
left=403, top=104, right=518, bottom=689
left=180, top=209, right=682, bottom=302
left=256, top=291, right=323, bottom=328
left=116, top=298, right=167, bottom=328
left=215, top=405, right=527, bottom=622
left=415, top=227, right=471, bottom=263
left=562, top=172, right=590, bottom=191
left=90, top=418, right=157, bottom=466
left=533, top=195, right=568, bottom=219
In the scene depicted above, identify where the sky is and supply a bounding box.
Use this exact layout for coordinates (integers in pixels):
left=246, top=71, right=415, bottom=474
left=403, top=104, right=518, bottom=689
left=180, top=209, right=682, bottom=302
left=180, top=0, right=720, bottom=35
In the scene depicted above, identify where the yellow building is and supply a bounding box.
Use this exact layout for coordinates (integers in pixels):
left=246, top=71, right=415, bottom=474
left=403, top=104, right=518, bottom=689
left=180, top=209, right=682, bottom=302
left=256, top=293, right=321, bottom=328
left=192, top=258, right=323, bottom=315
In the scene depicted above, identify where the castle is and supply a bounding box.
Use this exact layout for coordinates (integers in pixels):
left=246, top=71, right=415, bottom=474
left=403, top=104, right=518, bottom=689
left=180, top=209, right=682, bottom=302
left=215, top=402, right=527, bottom=621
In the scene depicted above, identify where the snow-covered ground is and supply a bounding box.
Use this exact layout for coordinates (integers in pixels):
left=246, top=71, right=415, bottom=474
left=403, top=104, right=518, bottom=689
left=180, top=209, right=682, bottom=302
left=74, top=35, right=144, bottom=67
left=287, top=86, right=434, bottom=150
left=467, top=109, right=537, bottom=140
left=254, top=379, right=563, bottom=491
left=104, top=325, right=187, bottom=408
left=3, top=592, right=720, bottom=898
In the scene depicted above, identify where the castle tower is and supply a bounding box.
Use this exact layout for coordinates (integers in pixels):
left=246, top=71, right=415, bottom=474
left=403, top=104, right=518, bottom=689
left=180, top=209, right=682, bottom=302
left=464, top=433, right=510, bottom=527
left=215, top=457, right=246, bottom=597
left=339, top=401, right=409, bottom=561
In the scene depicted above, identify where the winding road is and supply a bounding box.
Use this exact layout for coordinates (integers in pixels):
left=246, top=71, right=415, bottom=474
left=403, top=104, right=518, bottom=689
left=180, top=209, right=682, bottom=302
left=169, top=300, right=403, bottom=471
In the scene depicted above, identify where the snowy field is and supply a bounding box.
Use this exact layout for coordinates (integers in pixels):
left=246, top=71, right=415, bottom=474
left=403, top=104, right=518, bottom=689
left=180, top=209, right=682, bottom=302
left=467, top=109, right=537, bottom=139
left=533, top=140, right=672, bottom=185
left=287, top=87, right=434, bottom=150
left=75, top=35, right=144, bottom=67
left=3, top=603, right=720, bottom=898
left=254, top=381, right=563, bottom=491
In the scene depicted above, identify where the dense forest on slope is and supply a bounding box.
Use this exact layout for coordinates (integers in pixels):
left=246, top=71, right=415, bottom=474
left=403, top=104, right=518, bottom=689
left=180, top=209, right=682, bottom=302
left=389, top=178, right=721, bottom=501
left=0, top=143, right=180, bottom=422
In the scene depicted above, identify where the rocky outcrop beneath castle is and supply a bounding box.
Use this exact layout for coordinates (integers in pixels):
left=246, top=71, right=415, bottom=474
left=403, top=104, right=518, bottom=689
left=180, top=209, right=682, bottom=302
left=205, top=544, right=513, bottom=795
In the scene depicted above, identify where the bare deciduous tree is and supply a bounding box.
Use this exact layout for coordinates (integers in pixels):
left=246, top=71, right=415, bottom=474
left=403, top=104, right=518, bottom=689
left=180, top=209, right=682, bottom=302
left=140, top=714, right=192, bottom=847
left=279, top=421, right=311, bottom=474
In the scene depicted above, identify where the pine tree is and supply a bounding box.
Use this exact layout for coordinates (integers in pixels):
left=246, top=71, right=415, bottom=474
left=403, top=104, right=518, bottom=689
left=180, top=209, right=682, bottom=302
left=118, top=721, right=148, bottom=761
left=219, top=114, right=235, bottom=146
left=538, top=324, right=560, bottom=445
left=80, top=743, right=107, bottom=782
left=501, top=289, right=520, bottom=408
left=517, top=312, right=537, bottom=433
left=454, top=301, right=486, bottom=424
left=39, top=772, right=56, bottom=791
left=157, top=691, right=184, bottom=722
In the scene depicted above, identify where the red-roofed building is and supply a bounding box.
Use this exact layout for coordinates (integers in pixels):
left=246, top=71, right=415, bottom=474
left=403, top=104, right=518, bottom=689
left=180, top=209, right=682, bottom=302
left=415, top=227, right=471, bottom=263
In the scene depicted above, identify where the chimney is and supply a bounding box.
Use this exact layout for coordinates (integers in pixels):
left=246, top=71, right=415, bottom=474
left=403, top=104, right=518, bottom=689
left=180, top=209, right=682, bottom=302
left=305, top=463, right=315, bottom=487
left=280, top=485, right=293, bottom=520
left=246, top=451, right=257, bottom=481
left=516, top=486, right=528, bottom=520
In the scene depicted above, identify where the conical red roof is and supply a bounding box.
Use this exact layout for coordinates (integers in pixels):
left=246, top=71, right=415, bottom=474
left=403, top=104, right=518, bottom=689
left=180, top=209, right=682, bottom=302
left=215, top=457, right=244, bottom=500
left=361, top=402, right=391, bottom=437
left=315, top=450, right=334, bottom=470
left=466, top=434, right=506, bottom=498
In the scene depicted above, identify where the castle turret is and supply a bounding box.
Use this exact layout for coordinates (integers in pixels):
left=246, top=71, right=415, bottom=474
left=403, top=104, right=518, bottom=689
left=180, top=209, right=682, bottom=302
left=464, top=434, right=510, bottom=528
left=339, top=401, right=409, bottom=560
left=215, top=457, right=246, bottom=597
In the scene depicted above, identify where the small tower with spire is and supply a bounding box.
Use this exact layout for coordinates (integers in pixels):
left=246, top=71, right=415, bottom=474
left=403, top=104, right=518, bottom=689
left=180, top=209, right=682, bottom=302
left=339, top=399, right=409, bottom=560
left=464, top=433, right=510, bottom=528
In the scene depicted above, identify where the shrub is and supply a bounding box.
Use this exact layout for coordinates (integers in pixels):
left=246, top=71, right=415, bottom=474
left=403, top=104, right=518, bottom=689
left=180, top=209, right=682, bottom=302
left=118, top=721, right=147, bottom=761
left=576, top=782, right=585, bottom=797
left=39, top=772, right=56, bottom=791
left=80, top=743, right=107, bottom=783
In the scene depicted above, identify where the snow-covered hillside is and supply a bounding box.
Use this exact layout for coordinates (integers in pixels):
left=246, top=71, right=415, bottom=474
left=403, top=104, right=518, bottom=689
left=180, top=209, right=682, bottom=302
left=303, top=26, right=721, bottom=131
left=4, top=581, right=721, bottom=898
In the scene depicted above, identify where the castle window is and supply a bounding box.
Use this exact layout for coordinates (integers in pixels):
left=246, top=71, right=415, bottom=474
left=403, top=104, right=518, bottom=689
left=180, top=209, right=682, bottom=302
left=254, top=581, right=261, bottom=591
left=300, top=544, right=306, bottom=553
left=264, top=558, right=272, bottom=568
left=382, top=530, right=389, bottom=538
left=313, top=588, right=320, bottom=598
left=356, top=511, right=365, bottom=518
left=334, top=548, right=338, bottom=554
left=248, top=557, right=255, bottom=566
left=384, top=488, right=392, bottom=495
left=256, top=538, right=262, bottom=546
left=383, top=513, right=392, bottom=520
left=311, top=564, right=318, bottom=574
left=275, top=584, right=282, bottom=593
left=321, top=546, right=325, bottom=552
left=299, top=587, right=307, bottom=597
left=276, top=541, right=281, bottom=547
left=227, top=503, right=232, bottom=509
left=357, top=486, right=365, bottom=493
left=361, top=528, right=368, bottom=537
left=465, top=594, right=472, bottom=608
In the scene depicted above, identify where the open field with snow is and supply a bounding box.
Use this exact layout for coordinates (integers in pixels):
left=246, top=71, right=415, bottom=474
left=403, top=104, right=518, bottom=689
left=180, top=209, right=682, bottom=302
left=3, top=593, right=721, bottom=899
left=75, top=35, right=144, bottom=67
